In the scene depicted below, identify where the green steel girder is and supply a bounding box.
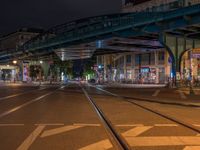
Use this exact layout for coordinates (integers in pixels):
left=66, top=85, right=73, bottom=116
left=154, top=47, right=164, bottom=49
left=1, top=4, right=200, bottom=62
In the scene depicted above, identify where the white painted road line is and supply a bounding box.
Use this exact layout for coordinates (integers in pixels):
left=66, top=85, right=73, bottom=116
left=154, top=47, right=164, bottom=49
left=152, top=90, right=160, bottom=97
left=0, top=124, right=24, bottom=126
left=73, top=123, right=101, bottom=127
left=125, top=136, right=200, bottom=147
left=0, top=87, right=47, bottom=101
left=17, top=125, right=46, bottom=150
left=40, top=125, right=83, bottom=138
left=35, top=123, right=64, bottom=126
left=193, top=124, right=200, bottom=127
left=178, top=90, right=187, bottom=99
left=79, top=139, right=113, bottom=150
left=116, top=124, right=144, bottom=127
left=0, top=91, right=55, bottom=118
left=183, top=146, right=200, bottom=150
left=154, top=124, right=178, bottom=127
left=122, top=126, right=153, bottom=137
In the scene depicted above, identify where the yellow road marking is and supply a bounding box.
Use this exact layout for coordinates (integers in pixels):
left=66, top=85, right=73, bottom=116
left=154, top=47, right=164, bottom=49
left=154, top=124, right=178, bottom=127
left=178, top=90, right=187, bottom=99
left=116, top=124, right=144, bottom=127
left=40, top=125, right=83, bottom=138
left=0, top=124, right=24, bottom=126
left=152, top=90, right=160, bottom=97
left=35, top=123, right=64, bottom=126
left=79, top=139, right=113, bottom=150
left=17, top=125, right=45, bottom=150
left=125, top=136, right=200, bottom=147
left=183, top=146, right=200, bottom=150
left=193, top=124, right=200, bottom=127
left=122, top=126, right=153, bottom=137
left=73, top=123, right=101, bottom=127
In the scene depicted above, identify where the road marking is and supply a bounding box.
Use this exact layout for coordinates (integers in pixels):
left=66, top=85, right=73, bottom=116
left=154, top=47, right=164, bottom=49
left=17, top=125, right=45, bottom=150
left=35, top=123, right=64, bottom=126
left=193, top=124, right=200, bottom=127
left=116, top=124, right=144, bottom=127
left=79, top=139, right=113, bottom=150
left=154, top=124, right=178, bottom=127
left=178, top=90, right=187, bottom=99
left=73, top=123, right=101, bottom=127
left=0, top=87, right=47, bottom=101
left=0, top=92, right=54, bottom=118
left=125, top=136, right=200, bottom=147
left=183, top=146, right=200, bottom=150
left=152, top=90, right=160, bottom=97
left=122, top=126, right=153, bottom=137
left=0, top=124, right=24, bottom=126
left=40, top=125, right=83, bottom=138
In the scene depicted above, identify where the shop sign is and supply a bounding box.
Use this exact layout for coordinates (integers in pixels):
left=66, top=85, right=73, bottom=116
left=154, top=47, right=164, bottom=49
left=176, top=72, right=181, bottom=81
left=192, top=53, right=200, bottom=58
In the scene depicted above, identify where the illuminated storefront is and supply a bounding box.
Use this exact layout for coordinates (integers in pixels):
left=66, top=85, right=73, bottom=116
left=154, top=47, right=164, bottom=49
left=181, top=48, right=200, bottom=83
left=97, top=50, right=171, bottom=84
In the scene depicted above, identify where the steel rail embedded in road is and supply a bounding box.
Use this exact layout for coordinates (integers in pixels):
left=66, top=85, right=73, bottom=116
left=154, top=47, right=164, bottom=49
left=81, top=86, right=131, bottom=150
left=92, top=85, right=200, bottom=135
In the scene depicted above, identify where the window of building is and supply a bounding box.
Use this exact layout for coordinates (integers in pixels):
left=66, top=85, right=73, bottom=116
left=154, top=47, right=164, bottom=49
left=150, top=53, right=155, bottom=65
left=135, top=54, right=140, bottom=66
left=126, top=55, right=132, bottom=64
left=158, top=51, right=165, bottom=64
left=141, top=53, right=150, bottom=65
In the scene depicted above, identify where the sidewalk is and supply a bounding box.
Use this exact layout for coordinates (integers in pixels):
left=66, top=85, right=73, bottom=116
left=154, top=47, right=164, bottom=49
left=88, top=83, right=200, bottom=107
left=95, top=82, right=167, bottom=88
left=0, top=81, right=63, bottom=86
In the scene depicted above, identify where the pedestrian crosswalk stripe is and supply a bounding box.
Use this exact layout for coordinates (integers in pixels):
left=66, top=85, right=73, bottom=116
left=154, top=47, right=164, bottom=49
left=183, top=146, right=200, bottom=150
left=125, top=136, right=200, bottom=147
left=73, top=123, right=101, bottom=127
left=116, top=124, right=144, bottom=127
left=154, top=124, right=178, bottom=127
left=79, top=139, right=113, bottom=150
left=152, top=90, right=160, bottom=97
left=122, top=126, right=153, bottom=137
left=17, top=125, right=46, bottom=150
left=40, top=125, right=83, bottom=138
left=178, top=90, right=187, bottom=99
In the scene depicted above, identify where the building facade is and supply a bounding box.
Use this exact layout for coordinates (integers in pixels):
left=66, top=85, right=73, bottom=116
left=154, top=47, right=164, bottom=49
left=0, top=28, right=44, bottom=82
left=97, top=49, right=171, bottom=84
left=0, top=28, right=43, bottom=51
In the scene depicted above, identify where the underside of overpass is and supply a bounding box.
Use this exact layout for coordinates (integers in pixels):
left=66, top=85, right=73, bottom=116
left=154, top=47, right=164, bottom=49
left=0, top=3, right=200, bottom=81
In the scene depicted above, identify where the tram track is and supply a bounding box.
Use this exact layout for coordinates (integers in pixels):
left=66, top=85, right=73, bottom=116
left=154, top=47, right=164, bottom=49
left=81, top=84, right=200, bottom=149
left=81, top=86, right=131, bottom=150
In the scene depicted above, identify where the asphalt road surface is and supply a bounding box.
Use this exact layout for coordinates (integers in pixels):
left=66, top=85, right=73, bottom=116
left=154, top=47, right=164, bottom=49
left=0, top=83, right=200, bottom=150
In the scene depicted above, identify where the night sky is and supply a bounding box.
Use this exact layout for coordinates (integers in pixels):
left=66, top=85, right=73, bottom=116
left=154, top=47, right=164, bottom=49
left=0, top=0, right=121, bottom=35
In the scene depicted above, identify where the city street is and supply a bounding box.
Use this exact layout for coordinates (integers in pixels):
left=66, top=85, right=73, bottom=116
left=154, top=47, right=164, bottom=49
left=0, top=83, right=200, bottom=150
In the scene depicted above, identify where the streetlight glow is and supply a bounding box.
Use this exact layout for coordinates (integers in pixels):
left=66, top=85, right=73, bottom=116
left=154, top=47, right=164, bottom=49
left=13, top=60, right=17, bottom=64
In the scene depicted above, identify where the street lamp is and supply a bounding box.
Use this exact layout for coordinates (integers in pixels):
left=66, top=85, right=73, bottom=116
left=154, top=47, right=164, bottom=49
left=13, top=60, right=17, bottom=64
left=40, top=61, right=43, bottom=64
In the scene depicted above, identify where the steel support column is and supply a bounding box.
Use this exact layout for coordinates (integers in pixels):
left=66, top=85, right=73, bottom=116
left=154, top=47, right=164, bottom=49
left=159, top=33, right=176, bottom=87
